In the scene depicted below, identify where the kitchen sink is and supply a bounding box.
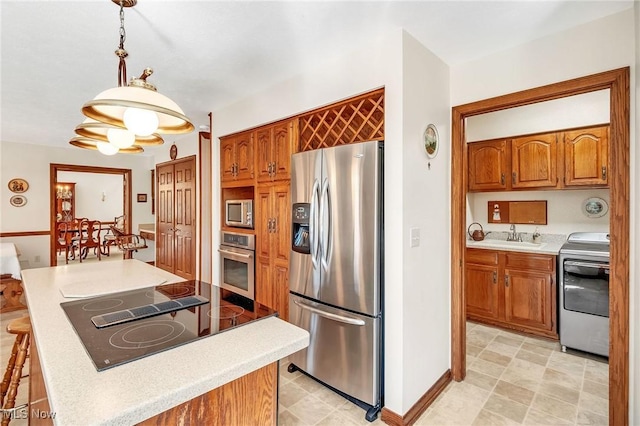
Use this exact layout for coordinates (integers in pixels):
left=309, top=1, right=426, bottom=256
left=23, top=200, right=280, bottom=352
left=468, top=239, right=547, bottom=250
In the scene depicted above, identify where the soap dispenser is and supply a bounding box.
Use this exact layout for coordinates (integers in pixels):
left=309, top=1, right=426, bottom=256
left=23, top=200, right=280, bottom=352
left=533, top=227, right=541, bottom=244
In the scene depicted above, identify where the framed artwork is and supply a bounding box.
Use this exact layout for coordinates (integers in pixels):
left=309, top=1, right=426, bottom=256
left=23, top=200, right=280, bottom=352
left=10, top=195, right=27, bottom=207
left=8, top=178, right=29, bottom=193
left=423, top=124, right=439, bottom=159
left=137, top=193, right=148, bottom=203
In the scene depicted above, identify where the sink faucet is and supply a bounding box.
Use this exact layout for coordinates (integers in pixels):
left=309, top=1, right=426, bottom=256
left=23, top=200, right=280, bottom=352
left=507, top=224, right=522, bottom=242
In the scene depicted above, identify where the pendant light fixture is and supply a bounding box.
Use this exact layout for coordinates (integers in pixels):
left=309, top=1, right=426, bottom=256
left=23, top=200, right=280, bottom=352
left=70, top=0, right=193, bottom=154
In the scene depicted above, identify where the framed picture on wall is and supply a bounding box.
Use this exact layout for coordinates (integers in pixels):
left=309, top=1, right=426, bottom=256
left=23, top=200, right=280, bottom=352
left=137, top=193, right=147, bottom=203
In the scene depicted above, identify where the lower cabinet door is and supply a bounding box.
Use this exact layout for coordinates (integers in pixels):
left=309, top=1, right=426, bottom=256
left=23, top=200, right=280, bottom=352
left=465, top=263, right=500, bottom=320
left=504, top=269, right=554, bottom=332
left=288, top=293, right=380, bottom=406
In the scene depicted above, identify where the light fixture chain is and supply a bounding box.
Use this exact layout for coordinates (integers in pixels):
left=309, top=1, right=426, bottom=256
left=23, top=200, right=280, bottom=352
left=116, top=0, right=128, bottom=87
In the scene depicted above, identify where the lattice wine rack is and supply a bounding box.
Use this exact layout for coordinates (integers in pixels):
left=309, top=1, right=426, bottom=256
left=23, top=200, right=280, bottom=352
left=298, top=89, right=384, bottom=152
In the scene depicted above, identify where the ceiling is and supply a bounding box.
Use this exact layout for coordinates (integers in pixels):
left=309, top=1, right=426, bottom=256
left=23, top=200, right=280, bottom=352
left=0, top=1, right=633, bottom=155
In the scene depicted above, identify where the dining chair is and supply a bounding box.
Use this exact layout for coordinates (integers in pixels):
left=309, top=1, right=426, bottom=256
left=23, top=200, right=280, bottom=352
left=102, top=215, right=125, bottom=256
left=77, top=219, right=102, bottom=262
left=56, top=222, right=76, bottom=264
left=114, top=230, right=148, bottom=260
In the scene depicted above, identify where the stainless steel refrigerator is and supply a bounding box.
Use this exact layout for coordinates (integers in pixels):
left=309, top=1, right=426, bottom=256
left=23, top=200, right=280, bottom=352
left=288, top=140, right=383, bottom=421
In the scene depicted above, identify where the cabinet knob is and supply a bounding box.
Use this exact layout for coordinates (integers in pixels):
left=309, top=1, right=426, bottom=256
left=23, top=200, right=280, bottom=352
left=500, top=174, right=505, bottom=186
left=493, top=271, right=497, bottom=284
left=512, top=172, right=516, bottom=184
left=505, top=275, right=509, bottom=287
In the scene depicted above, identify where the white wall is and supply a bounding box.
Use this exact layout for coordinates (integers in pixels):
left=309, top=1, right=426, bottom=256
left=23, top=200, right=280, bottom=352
left=210, top=28, right=451, bottom=415
left=57, top=171, right=123, bottom=221
left=400, top=32, right=451, bottom=413
left=0, top=141, right=155, bottom=267
left=451, top=8, right=637, bottom=422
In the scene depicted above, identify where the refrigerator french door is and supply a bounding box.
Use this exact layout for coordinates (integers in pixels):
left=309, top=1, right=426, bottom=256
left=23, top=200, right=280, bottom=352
left=289, top=140, right=383, bottom=421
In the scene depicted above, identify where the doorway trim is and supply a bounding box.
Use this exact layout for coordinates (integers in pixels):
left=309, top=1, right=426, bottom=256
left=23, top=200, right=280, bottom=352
left=50, top=163, right=132, bottom=266
left=451, top=67, right=630, bottom=423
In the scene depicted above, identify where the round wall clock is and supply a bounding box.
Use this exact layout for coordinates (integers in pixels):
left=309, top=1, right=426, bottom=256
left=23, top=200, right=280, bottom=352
left=423, top=124, right=439, bottom=159
left=169, top=144, right=178, bottom=160
left=8, top=178, right=29, bottom=193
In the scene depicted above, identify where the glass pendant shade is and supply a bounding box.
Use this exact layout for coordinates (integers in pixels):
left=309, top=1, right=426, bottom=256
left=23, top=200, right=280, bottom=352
left=82, top=86, right=194, bottom=135
left=96, top=141, right=119, bottom=155
left=74, top=119, right=164, bottom=146
left=123, top=107, right=159, bottom=136
left=107, top=128, right=135, bottom=148
left=69, top=137, right=144, bottom=154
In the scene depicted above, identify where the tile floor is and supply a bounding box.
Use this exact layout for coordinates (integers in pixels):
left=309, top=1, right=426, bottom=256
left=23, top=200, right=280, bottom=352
left=278, top=322, right=609, bottom=425
left=1, top=301, right=608, bottom=426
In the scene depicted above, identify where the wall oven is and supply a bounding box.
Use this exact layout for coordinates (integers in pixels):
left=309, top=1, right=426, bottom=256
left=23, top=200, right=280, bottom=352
left=218, top=231, right=255, bottom=301
left=559, top=232, right=610, bottom=357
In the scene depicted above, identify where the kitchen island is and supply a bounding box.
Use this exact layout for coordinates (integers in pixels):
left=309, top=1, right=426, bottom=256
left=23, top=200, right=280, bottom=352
left=21, top=260, right=309, bottom=425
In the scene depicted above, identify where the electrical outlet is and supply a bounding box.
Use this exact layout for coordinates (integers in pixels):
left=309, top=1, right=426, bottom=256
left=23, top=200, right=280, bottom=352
left=409, top=227, right=420, bottom=248
left=34, top=255, right=41, bottom=263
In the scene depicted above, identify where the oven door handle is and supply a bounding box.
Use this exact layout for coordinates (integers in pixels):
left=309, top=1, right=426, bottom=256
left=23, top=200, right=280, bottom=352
left=564, top=260, right=609, bottom=270
left=218, top=249, right=253, bottom=259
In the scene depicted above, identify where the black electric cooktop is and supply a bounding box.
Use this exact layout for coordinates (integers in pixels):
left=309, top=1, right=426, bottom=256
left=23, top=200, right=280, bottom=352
left=61, top=280, right=275, bottom=371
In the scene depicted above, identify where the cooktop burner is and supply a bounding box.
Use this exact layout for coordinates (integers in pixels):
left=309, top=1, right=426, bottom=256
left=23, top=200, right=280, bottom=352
left=61, top=280, right=275, bottom=371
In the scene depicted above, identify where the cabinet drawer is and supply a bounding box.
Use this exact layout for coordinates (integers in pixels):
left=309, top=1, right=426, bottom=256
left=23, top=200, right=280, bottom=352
left=504, top=252, right=555, bottom=272
left=466, top=248, right=498, bottom=265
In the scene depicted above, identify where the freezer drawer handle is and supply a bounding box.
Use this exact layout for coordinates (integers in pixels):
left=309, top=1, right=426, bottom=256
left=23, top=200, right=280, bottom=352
left=293, top=300, right=366, bottom=326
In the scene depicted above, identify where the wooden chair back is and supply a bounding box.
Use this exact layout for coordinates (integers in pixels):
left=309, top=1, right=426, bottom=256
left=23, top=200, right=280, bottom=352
left=78, top=219, right=102, bottom=262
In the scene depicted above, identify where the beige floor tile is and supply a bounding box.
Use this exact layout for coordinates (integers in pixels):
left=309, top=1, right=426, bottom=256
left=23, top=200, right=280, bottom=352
left=467, top=330, right=496, bottom=348
left=576, top=409, right=608, bottom=425
left=500, top=368, right=541, bottom=393
left=280, top=380, right=310, bottom=408
left=464, top=369, right=498, bottom=392
left=542, top=367, right=583, bottom=390
left=293, top=373, right=327, bottom=394
left=492, top=380, right=535, bottom=406
left=584, top=361, right=608, bottom=386
left=472, top=409, right=520, bottom=426
left=496, top=332, right=525, bottom=346
left=547, top=351, right=586, bottom=376
left=466, top=343, right=484, bottom=357
left=523, top=407, right=573, bottom=425
left=582, top=378, right=608, bottom=399
left=485, top=340, right=520, bottom=357
left=416, top=407, right=471, bottom=425
left=520, top=341, right=554, bottom=357
left=335, top=400, right=377, bottom=425
left=578, top=391, right=608, bottom=418
left=531, top=393, right=578, bottom=423
left=523, top=336, right=560, bottom=350
left=314, top=411, right=359, bottom=426
left=469, top=357, right=507, bottom=379
left=287, top=394, right=335, bottom=425
left=515, top=348, right=550, bottom=366
left=482, top=393, right=529, bottom=423
left=278, top=408, right=310, bottom=426
left=478, top=349, right=512, bottom=367
left=311, top=385, right=350, bottom=408
left=428, top=384, right=486, bottom=424
left=537, top=381, right=580, bottom=405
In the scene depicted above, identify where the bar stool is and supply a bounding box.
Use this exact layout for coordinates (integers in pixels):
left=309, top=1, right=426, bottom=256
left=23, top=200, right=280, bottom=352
left=1, top=316, right=30, bottom=425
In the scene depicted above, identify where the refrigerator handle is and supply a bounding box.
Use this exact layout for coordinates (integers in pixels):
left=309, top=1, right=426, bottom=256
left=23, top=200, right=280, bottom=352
left=310, top=179, right=320, bottom=269
left=319, top=178, right=331, bottom=270
left=293, top=299, right=366, bottom=326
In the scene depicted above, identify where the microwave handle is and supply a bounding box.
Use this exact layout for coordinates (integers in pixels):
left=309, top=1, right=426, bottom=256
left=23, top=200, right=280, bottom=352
left=217, top=249, right=252, bottom=259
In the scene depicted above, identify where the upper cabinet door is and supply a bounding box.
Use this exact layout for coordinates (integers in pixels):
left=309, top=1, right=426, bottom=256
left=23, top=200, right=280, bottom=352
left=220, top=137, right=236, bottom=183
left=235, top=132, right=254, bottom=181
left=272, top=122, right=292, bottom=180
left=468, top=139, right=509, bottom=192
left=563, top=125, right=609, bottom=187
left=256, top=127, right=273, bottom=182
left=511, top=133, right=557, bottom=189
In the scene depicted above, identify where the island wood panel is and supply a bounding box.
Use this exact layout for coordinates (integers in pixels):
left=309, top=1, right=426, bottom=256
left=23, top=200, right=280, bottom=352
left=137, top=362, right=277, bottom=426
left=28, top=336, right=53, bottom=426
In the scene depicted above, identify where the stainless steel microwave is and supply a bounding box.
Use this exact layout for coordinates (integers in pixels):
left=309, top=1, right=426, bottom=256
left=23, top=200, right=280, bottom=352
left=225, top=199, right=253, bottom=228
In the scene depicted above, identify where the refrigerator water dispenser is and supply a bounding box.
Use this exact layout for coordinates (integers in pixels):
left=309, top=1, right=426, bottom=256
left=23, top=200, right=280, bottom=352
left=292, top=203, right=310, bottom=254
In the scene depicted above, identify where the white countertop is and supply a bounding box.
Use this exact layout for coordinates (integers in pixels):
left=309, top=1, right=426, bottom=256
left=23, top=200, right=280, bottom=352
left=21, top=260, right=309, bottom=425
left=466, top=233, right=566, bottom=255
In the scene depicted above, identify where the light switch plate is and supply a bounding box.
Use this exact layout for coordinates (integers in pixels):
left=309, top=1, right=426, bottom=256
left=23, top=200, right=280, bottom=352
left=410, top=227, right=420, bottom=248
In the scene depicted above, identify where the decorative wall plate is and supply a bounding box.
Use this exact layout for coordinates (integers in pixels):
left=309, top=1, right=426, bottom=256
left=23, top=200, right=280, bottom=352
left=170, top=144, right=178, bottom=160
left=8, top=178, right=28, bottom=193
left=423, top=124, right=439, bottom=159
left=9, top=195, right=27, bottom=207
left=582, top=197, right=608, bottom=218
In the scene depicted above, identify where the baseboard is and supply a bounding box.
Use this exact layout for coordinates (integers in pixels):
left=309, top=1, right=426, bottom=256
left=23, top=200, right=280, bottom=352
left=380, top=369, right=452, bottom=426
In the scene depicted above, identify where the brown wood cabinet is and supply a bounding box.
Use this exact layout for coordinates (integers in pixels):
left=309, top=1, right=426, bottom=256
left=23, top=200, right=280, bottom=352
left=256, top=120, right=296, bottom=183
left=156, top=156, right=196, bottom=280
left=468, top=124, right=609, bottom=192
left=220, top=131, right=254, bottom=184
left=468, top=139, right=509, bottom=191
left=255, top=182, right=291, bottom=321
left=465, top=248, right=557, bottom=339
left=562, top=125, right=609, bottom=187
left=511, top=132, right=557, bottom=189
